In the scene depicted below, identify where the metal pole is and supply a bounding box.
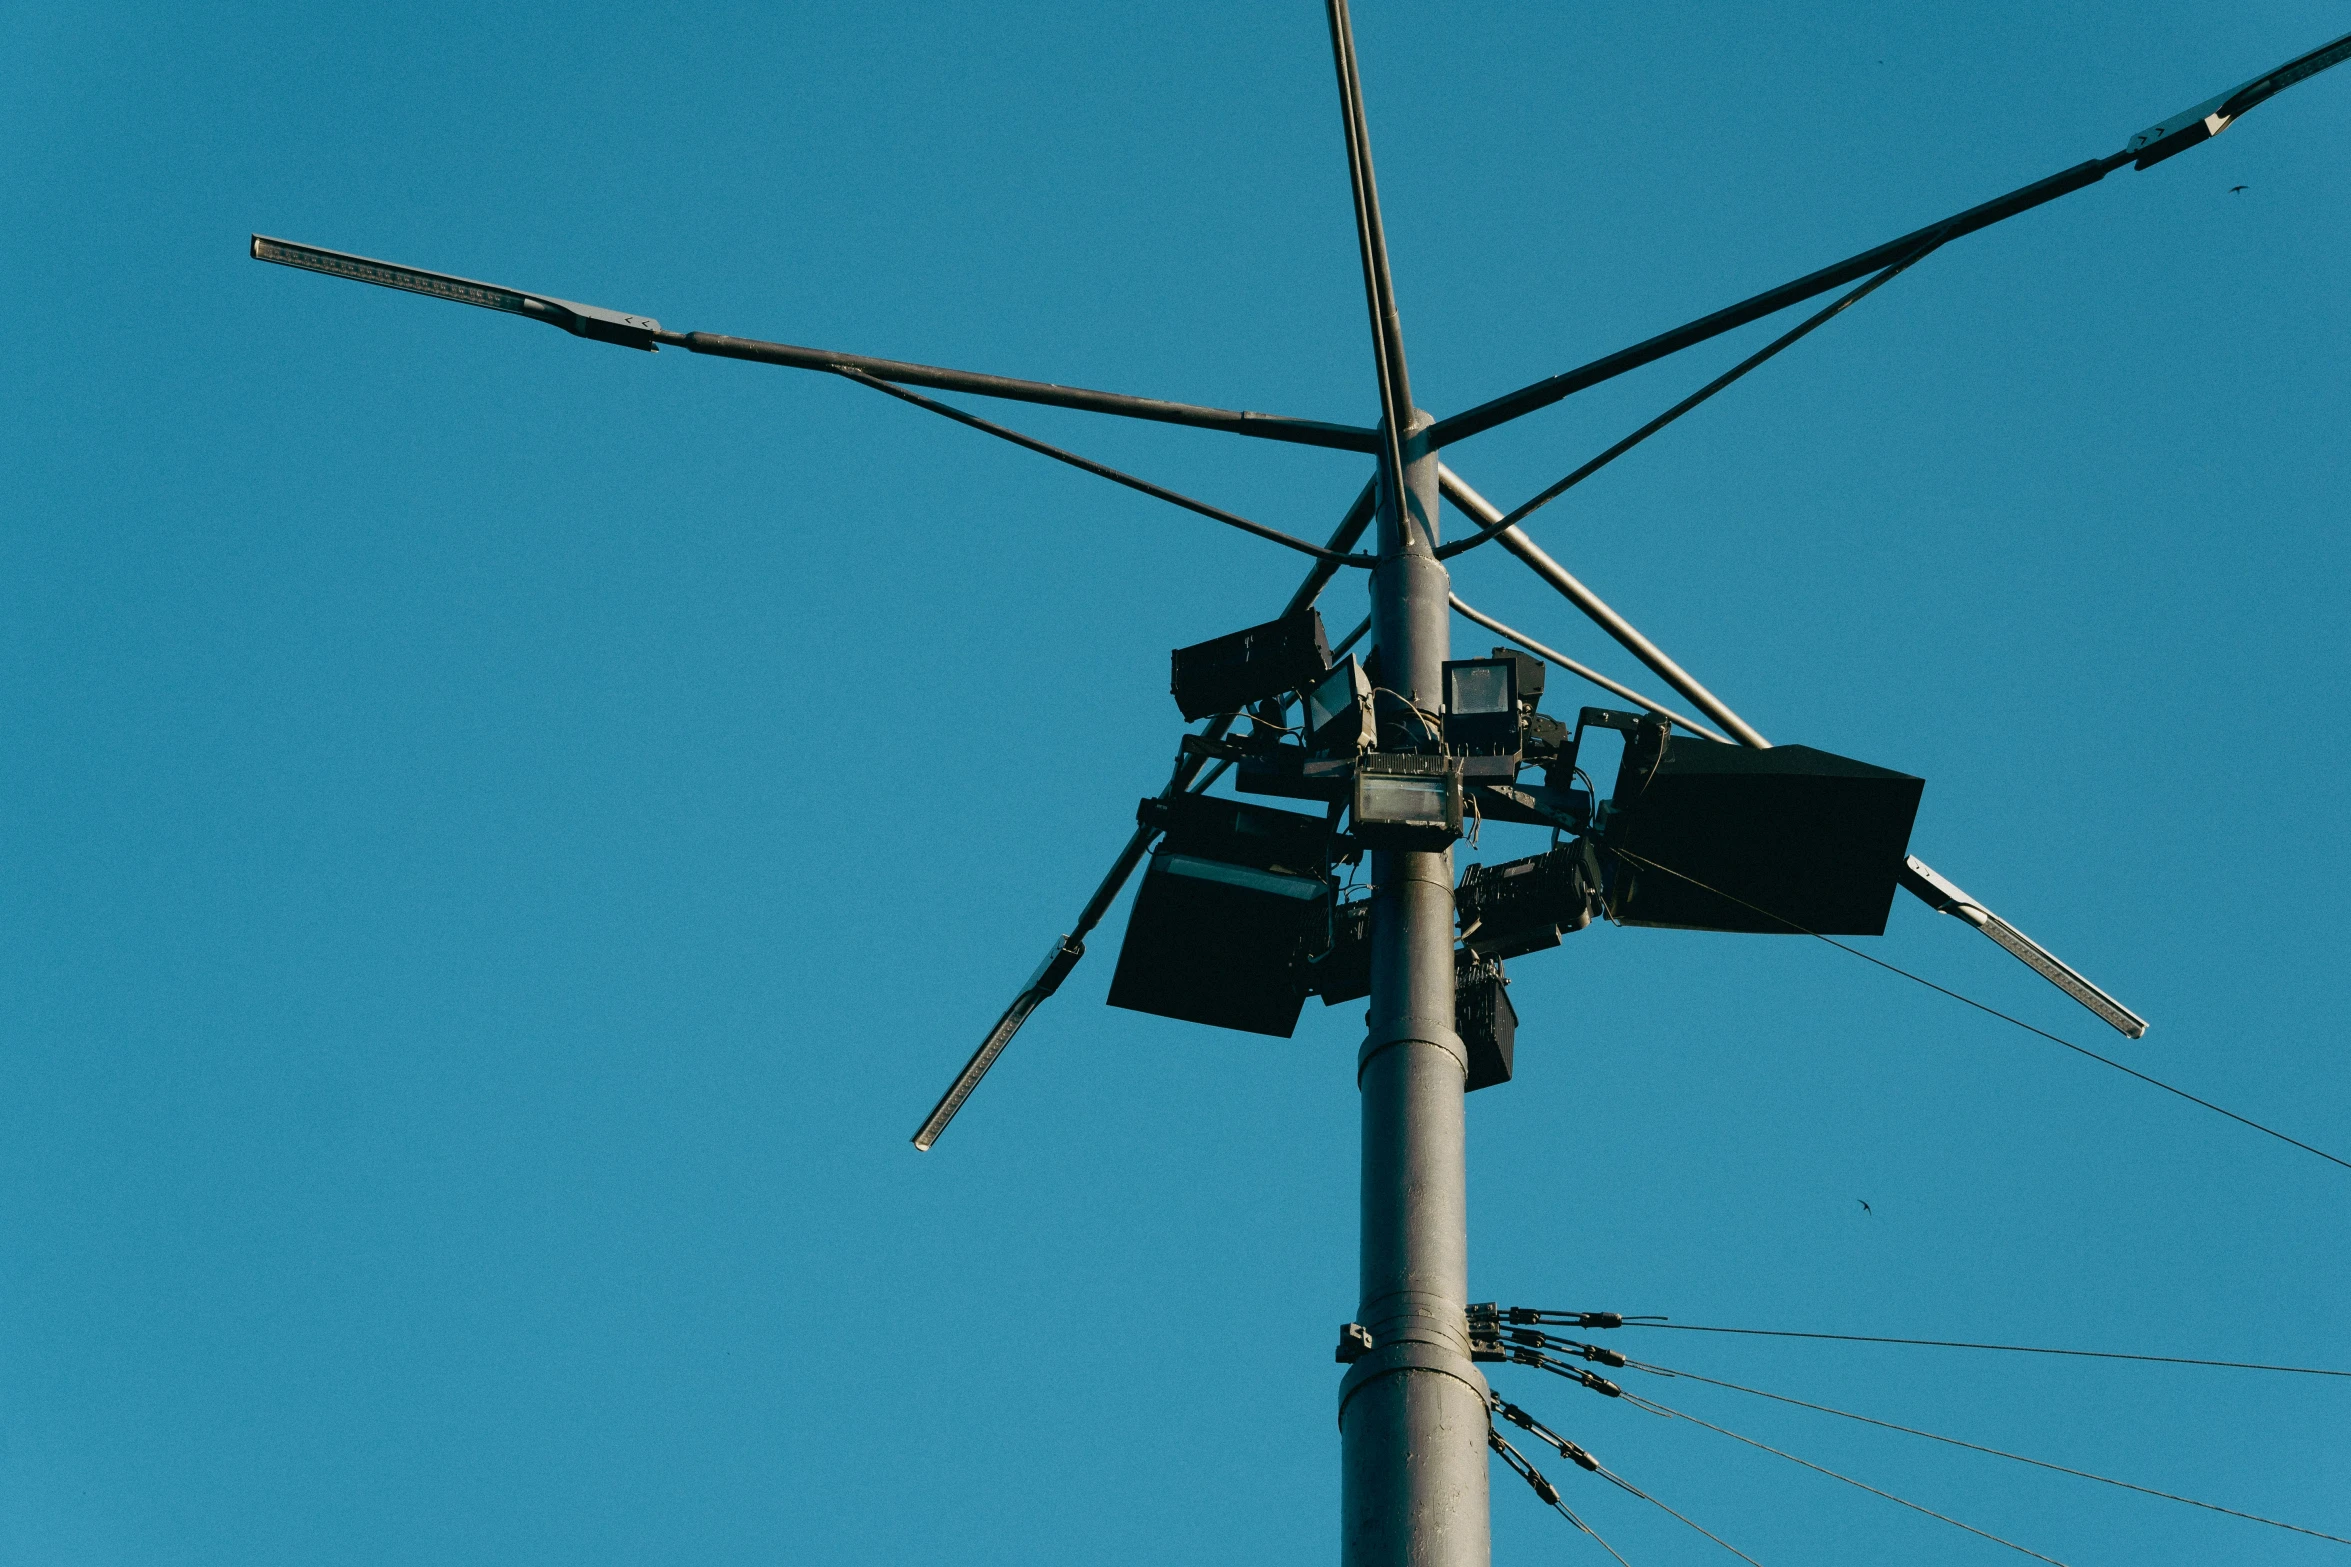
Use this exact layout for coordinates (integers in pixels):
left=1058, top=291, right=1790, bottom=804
left=1340, top=412, right=1490, bottom=1567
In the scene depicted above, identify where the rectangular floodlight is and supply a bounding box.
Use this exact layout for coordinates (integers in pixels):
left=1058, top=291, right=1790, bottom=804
left=1456, top=961, right=1516, bottom=1092
left=1311, top=898, right=1373, bottom=1006
left=1456, top=845, right=1596, bottom=960
left=1107, top=853, right=1328, bottom=1037
left=1601, top=737, right=1923, bottom=936
left=250, top=235, right=663, bottom=350
left=1169, top=607, right=1331, bottom=722
left=1443, top=657, right=1520, bottom=781
left=1305, top=655, right=1375, bottom=756
left=1489, top=646, right=1545, bottom=710
left=1106, top=794, right=1331, bottom=1037
left=1351, top=754, right=1463, bottom=848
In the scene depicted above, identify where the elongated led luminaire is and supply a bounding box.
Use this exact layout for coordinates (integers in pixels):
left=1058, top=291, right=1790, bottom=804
left=2126, top=28, right=2351, bottom=168
left=250, top=235, right=663, bottom=350
left=912, top=935, right=1085, bottom=1151
left=1900, top=856, right=2148, bottom=1038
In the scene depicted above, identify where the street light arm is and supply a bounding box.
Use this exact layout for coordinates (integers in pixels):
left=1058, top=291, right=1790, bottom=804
left=1428, top=24, right=2351, bottom=451
left=248, top=234, right=1381, bottom=452
left=676, top=329, right=1381, bottom=453
left=1421, top=154, right=2126, bottom=450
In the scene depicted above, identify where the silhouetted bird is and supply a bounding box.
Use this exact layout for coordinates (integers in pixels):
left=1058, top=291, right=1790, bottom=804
left=2231, top=184, right=2250, bottom=194
left=1857, top=1199, right=1873, bottom=1214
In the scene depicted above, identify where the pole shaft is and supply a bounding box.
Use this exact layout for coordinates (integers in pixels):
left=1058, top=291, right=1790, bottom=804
left=1342, top=418, right=1490, bottom=1567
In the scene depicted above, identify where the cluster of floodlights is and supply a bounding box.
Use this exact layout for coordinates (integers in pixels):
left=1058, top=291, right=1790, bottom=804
left=1111, top=607, right=1932, bottom=1079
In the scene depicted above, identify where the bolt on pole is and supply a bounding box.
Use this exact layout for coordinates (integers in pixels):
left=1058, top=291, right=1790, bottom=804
left=1340, top=412, right=1491, bottom=1567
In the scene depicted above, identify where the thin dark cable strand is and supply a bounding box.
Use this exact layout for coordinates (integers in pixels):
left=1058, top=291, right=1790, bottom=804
left=1490, top=1427, right=1635, bottom=1567
left=831, top=367, right=1374, bottom=566
left=1433, top=229, right=1947, bottom=561
left=1590, top=1463, right=1765, bottom=1567
left=1626, top=1359, right=2351, bottom=1546
left=1624, top=1321, right=2351, bottom=1379
left=1619, top=1390, right=2069, bottom=1566
left=1606, top=847, right=2351, bottom=1173
left=1554, top=1499, right=1633, bottom=1567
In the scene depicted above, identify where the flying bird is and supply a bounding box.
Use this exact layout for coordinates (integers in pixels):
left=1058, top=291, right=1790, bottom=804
left=1857, top=1199, right=1873, bottom=1214
left=2231, top=184, right=2250, bottom=194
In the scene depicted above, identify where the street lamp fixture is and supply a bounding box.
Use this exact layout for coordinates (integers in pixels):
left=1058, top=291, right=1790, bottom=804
left=249, top=235, right=663, bottom=350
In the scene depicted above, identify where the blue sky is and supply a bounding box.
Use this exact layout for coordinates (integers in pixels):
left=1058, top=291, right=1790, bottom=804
left=4, top=4, right=2347, bottom=1563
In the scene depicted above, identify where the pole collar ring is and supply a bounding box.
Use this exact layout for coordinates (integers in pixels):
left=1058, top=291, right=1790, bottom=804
left=1336, top=1340, right=1491, bottom=1429
left=1358, top=1017, right=1468, bottom=1080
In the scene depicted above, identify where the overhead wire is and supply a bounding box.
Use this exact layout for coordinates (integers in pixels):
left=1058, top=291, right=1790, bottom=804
left=829, top=366, right=1375, bottom=566
left=1488, top=1425, right=1635, bottom=1567
left=1622, top=1321, right=2351, bottom=1379
left=1613, top=1386, right=2070, bottom=1566
left=1624, top=1358, right=2351, bottom=1546
left=1588, top=1459, right=1766, bottom=1567
left=1606, top=846, right=2351, bottom=1174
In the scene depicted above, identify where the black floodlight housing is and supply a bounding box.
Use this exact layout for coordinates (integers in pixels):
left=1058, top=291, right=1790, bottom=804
left=1311, top=897, right=1374, bottom=1006
left=1456, top=960, right=1516, bottom=1092
left=1351, top=753, right=1463, bottom=848
left=249, top=236, right=664, bottom=350
left=1456, top=845, right=1598, bottom=961
left=1491, top=647, right=1546, bottom=712
left=1443, top=657, right=1521, bottom=781
left=1108, top=794, right=1332, bottom=1036
left=1600, top=732, right=1924, bottom=936
left=1170, top=607, right=1330, bottom=722
left=1236, top=744, right=1349, bottom=804
left=1305, top=655, right=1377, bottom=757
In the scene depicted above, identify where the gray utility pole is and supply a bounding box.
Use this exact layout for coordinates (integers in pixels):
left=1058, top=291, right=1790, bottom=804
left=1324, top=0, right=1487, bottom=1555
left=1342, top=411, right=1489, bottom=1567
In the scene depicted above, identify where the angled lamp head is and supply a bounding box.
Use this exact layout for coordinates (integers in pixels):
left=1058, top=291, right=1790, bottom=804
left=250, top=235, right=663, bottom=350
left=1443, top=656, right=1521, bottom=781
left=2127, top=28, right=2351, bottom=168
left=1305, top=655, right=1375, bottom=756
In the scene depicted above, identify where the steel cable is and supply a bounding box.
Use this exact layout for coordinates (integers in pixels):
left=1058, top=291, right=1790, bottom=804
left=1614, top=1387, right=2070, bottom=1565
left=1623, top=1321, right=2351, bottom=1378
left=1606, top=847, right=2351, bottom=1173
left=831, top=367, right=1375, bottom=566
left=1626, top=1359, right=2351, bottom=1546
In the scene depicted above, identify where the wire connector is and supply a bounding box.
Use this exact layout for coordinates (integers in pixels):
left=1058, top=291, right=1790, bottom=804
left=1507, top=1326, right=1626, bottom=1367
left=1502, top=1305, right=1631, bottom=1330
left=1493, top=1395, right=1601, bottom=1472
left=1466, top=1303, right=1507, bottom=1362
left=1510, top=1344, right=1623, bottom=1396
